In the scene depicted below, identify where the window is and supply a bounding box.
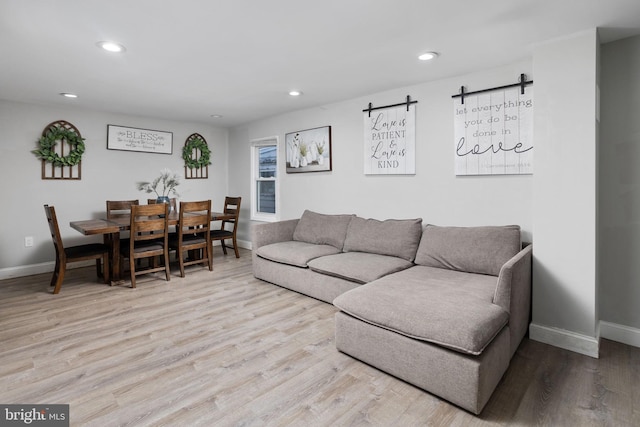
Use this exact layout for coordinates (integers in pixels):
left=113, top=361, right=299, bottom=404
left=251, top=137, right=278, bottom=221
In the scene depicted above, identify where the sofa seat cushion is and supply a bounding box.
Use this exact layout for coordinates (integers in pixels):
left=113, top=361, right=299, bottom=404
left=256, top=241, right=341, bottom=268
left=333, top=266, right=509, bottom=355
left=307, top=252, right=414, bottom=284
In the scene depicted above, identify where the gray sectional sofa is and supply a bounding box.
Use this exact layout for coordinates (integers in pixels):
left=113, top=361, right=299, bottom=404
left=252, top=210, right=532, bottom=414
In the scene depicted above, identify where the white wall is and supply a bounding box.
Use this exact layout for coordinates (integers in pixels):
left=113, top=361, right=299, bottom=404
left=599, top=35, right=640, bottom=345
left=230, top=30, right=640, bottom=358
left=529, top=30, right=600, bottom=357
left=229, top=60, right=534, bottom=246
left=0, top=100, right=228, bottom=277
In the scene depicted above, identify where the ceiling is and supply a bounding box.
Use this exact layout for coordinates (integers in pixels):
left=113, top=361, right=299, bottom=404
left=2, top=0, right=640, bottom=128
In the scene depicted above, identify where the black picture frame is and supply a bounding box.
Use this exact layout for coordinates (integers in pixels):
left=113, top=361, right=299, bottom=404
left=285, top=126, right=332, bottom=173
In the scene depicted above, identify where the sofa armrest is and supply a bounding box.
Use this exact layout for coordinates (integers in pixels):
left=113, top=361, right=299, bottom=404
left=251, top=219, right=299, bottom=250
left=493, top=244, right=532, bottom=312
left=493, top=243, right=532, bottom=355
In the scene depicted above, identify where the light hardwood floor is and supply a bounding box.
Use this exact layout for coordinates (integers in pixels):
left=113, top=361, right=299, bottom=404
left=1, top=249, right=638, bottom=426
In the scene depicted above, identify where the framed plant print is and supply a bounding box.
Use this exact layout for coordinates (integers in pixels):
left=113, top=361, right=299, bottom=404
left=285, top=126, right=332, bottom=173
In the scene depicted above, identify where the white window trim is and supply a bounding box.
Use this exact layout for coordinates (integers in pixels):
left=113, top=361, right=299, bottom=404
left=251, top=136, right=279, bottom=222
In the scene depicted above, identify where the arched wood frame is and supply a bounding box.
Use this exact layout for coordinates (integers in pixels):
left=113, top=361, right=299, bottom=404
left=184, top=133, right=209, bottom=179
left=40, top=120, right=82, bottom=180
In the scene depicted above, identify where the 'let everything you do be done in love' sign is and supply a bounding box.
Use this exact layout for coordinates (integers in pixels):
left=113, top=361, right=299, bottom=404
left=454, top=86, right=533, bottom=175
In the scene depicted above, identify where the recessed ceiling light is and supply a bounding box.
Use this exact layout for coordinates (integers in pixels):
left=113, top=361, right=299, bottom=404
left=96, top=41, right=126, bottom=53
left=210, top=114, right=223, bottom=119
left=60, top=93, right=78, bottom=98
left=418, top=52, right=439, bottom=61
left=289, top=90, right=302, bottom=96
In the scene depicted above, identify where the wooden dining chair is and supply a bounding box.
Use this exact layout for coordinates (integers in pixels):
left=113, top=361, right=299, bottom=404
left=148, top=198, right=178, bottom=236
left=147, top=198, right=177, bottom=208
left=105, top=199, right=140, bottom=273
left=169, top=200, right=212, bottom=277
left=44, top=205, right=110, bottom=294
left=210, top=196, right=241, bottom=258
left=120, top=203, right=171, bottom=288
left=106, top=199, right=139, bottom=218
left=106, top=200, right=139, bottom=243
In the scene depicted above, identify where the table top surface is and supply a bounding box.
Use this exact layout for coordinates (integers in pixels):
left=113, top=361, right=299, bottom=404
left=69, top=219, right=121, bottom=235
left=70, top=211, right=233, bottom=235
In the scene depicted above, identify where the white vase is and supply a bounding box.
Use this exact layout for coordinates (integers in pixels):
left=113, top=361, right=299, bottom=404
left=317, top=155, right=324, bottom=166
left=300, top=157, right=308, bottom=167
left=292, top=157, right=299, bottom=168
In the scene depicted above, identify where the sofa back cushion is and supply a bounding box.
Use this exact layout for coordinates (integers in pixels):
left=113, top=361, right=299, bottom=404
left=343, top=216, right=423, bottom=262
left=293, top=210, right=355, bottom=250
left=414, top=224, right=521, bottom=276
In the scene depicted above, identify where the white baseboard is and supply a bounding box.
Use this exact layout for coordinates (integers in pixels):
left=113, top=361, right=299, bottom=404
left=0, top=260, right=94, bottom=281
left=600, top=321, right=640, bottom=349
left=529, top=323, right=600, bottom=358
left=1, top=241, right=253, bottom=281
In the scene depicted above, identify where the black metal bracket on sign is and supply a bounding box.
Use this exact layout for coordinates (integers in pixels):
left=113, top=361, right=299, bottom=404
left=452, top=73, right=533, bottom=104
left=363, top=95, right=417, bottom=117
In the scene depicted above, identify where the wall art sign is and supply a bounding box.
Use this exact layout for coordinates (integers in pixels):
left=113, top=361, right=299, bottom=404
left=107, top=125, right=173, bottom=154
left=454, top=87, right=533, bottom=175
left=364, top=104, right=416, bottom=175
left=285, top=126, right=332, bottom=173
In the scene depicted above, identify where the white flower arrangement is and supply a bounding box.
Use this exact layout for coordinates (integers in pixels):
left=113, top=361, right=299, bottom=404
left=137, top=168, right=181, bottom=198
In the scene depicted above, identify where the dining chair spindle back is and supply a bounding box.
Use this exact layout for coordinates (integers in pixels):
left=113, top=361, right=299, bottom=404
left=105, top=199, right=140, bottom=274
left=121, top=203, right=171, bottom=288
left=170, top=200, right=212, bottom=277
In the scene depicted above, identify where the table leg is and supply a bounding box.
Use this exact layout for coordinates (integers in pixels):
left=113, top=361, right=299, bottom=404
left=110, top=232, right=124, bottom=285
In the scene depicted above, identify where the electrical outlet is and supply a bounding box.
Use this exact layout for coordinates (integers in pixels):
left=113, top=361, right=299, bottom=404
left=24, top=236, right=34, bottom=247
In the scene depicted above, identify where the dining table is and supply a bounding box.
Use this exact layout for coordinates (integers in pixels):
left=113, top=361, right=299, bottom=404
left=70, top=210, right=234, bottom=284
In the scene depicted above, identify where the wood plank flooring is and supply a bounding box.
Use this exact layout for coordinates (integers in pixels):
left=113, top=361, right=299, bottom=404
left=1, top=249, right=638, bottom=426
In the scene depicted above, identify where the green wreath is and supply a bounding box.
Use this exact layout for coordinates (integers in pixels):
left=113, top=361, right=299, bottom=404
left=182, top=135, right=212, bottom=169
left=32, top=127, right=85, bottom=167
